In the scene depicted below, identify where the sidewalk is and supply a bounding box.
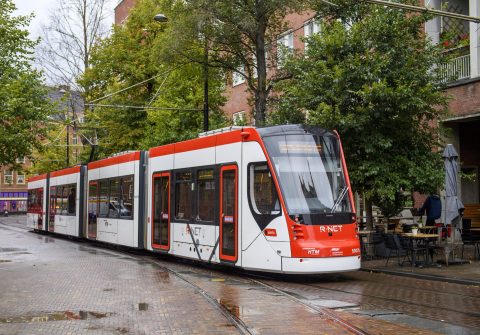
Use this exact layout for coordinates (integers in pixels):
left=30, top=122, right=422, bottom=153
left=361, top=251, right=480, bottom=286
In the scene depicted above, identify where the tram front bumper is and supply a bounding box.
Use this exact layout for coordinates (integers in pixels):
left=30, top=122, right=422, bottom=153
left=281, top=255, right=361, bottom=274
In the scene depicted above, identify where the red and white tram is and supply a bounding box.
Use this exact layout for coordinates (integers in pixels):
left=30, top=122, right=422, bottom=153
left=28, top=125, right=361, bottom=274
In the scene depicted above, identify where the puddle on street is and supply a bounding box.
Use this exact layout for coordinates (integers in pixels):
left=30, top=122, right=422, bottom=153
left=0, top=310, right=110, bottom=324
left=137, top=303, right=149, bottom=311
left=218, top=299, right=263, bottom=318
left=0, top=260, right=12, bottom=263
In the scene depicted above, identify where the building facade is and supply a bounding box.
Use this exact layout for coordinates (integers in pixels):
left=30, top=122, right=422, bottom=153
left=425, top=0, right=480, bottom=206
left=0, top=161, right=28, bottom=213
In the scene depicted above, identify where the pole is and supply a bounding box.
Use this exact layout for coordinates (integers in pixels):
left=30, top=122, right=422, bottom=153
left=66, top=122, right=69, bottom=167
left=203, top=38, right=209, bottom=132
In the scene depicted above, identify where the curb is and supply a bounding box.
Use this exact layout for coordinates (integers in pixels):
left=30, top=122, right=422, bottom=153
left=360, top=267, right=480, bottom=286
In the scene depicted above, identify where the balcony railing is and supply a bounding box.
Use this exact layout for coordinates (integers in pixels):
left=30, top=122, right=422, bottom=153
left=442, top=54, right=471, bottom=83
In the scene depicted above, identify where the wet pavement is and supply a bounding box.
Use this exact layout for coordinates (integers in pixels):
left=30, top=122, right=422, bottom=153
left=1, top=216, right=479, bottom=334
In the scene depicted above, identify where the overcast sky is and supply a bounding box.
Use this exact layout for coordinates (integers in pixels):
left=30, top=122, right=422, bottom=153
left=13, top=0, right=117, bottom=38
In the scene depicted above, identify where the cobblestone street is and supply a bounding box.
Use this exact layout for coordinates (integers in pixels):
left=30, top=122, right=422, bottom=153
left=1, top=217, right=479, bottom=334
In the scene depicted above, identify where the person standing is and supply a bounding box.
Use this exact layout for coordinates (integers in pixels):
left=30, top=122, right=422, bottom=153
left=418, top=194, right=442, bottom=226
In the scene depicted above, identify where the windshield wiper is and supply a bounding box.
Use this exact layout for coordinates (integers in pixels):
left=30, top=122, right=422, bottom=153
left=330, top=186, right=348, bottom=213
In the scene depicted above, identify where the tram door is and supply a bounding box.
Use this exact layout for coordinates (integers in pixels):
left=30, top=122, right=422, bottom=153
left=219, top=165, right=238, bottom=262
left=152, top=173, right=170, bottom=250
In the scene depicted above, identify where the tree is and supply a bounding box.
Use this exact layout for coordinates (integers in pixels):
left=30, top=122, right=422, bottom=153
left=37, top=0, right=111, bottom=91
left=178, top=0, right=306, bottom=126
left=0, top=0, right=52, bottom=167
left=80, top=0, right=227, bottom=157
left=272, top=0, right=449, bottom=228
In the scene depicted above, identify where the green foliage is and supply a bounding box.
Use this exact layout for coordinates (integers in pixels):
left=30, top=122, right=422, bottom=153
left=0, top=0, right=53, bottom=167
left=80, top=0, right=227, bottom=158
left=182, top=0, right=306, bottom=126
left=272, top=0, right=449, bottom=211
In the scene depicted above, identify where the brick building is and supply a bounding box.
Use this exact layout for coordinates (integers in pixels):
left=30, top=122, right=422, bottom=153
left=114, top=0, right=479, bottom=206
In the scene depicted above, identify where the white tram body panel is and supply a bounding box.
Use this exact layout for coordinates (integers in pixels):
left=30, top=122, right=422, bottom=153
left=48, top=166, right=85, bottom=237
left=86, top=152, right=145, bottom=248
left=27, top=174, right=48, bottom=231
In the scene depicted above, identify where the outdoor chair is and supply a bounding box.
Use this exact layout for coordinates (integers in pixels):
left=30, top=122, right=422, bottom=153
left=382, top=233, right=408, bottom=266
left=361, top=231, right=384, bottom=260
left=461, top=219, right=480, bottom=260
left=398, top=235, right=427, bottom=267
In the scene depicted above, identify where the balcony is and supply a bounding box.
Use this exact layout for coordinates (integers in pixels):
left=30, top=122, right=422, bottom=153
left=441, top=51, right=471, bottom=84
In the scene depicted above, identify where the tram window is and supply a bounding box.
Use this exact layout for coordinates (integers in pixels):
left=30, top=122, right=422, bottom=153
left=27, top=188, right=43, bottom=212
left=197, top=169, right=215, bottom=221
left=109, top=179, right=121, bottom=218
left=175, top=171, right=192, bottom=220
left=67, top=185, right=76, bottom=215
left=88, top=182, right=98, bottom=217
left=98, top=179, right=110, bottom=218
left=59, top=186, right=68, bottom=215
left=119, top=175, right=134, bottom=219
left=249, top=163, right=280, bottom=215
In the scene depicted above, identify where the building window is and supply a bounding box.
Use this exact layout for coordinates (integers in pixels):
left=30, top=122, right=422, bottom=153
left=232, top=67, right=245, bottom=87
left=277, top=31, right=294, bottom=68
left=304, top=18, right=321, bottom=50
left=4, top=171, right=13, bottom=185
left=16, top=157, right=26, bottom=164
left=17, top=174, right=25, bottom=185
left=72, top=133, right=78, bottom=145
left=233, top=111, right=246, bottom=126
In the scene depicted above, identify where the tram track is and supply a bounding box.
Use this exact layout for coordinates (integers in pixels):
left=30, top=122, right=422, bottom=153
left=143, top=256, right=373, bottom=335
left=247, top=272, right=480, bottom=330
left=244, top=275, right=370, bottom=335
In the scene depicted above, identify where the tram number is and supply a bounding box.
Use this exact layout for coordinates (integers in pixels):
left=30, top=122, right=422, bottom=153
left=352, top=248, right=360, bottom=254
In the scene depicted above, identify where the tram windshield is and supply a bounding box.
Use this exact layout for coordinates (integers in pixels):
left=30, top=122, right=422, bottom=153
left=263, top=133, right=352, bottom=216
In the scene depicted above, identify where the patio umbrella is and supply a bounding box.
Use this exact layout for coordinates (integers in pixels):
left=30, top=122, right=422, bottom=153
left=442, top=144, right=464, bottom=227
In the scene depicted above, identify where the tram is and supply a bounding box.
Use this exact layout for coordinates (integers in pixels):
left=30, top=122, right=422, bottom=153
left=27, top=125, right=361, bottom=274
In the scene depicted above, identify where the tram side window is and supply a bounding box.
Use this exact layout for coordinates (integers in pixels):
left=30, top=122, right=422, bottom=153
left=98, top=179, right=110, bottom=218
left=56, top=186, right=66, bottom=215
left=95, top=176, right=135, bottom=219
left=27, top=188, right=44, bottom=212
left=67, top=185, right=76, bottom=214
left=109, top=179, right=121, bottom=218
left=249, top=163, right=280, bottom=215
left=88, top=182, right=98, bottom=217
left=197, top=169, right=215, bottom=222
left=175, top=171, right=192, bottom=220
left=119, top=175, right=134, bottom=219
left=55, top=184, right=76, bottom=216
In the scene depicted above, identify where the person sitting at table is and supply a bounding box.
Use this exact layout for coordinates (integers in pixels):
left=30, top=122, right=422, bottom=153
left=418, top=193, right=441, bottom=226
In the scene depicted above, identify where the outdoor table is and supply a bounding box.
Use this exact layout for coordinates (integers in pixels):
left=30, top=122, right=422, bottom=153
left=399, top=233, right=439, bottom=267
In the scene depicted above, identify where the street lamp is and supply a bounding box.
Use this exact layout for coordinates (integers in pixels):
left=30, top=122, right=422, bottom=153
left=153, top=13, right=209, bottom=132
